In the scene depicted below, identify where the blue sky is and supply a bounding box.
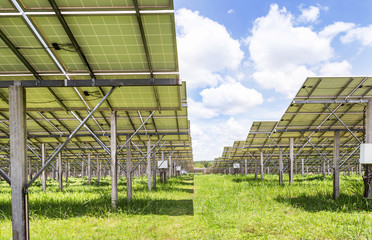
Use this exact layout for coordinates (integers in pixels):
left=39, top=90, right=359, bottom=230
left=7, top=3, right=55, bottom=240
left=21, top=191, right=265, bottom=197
left=173, top=0, right=372, bottom=161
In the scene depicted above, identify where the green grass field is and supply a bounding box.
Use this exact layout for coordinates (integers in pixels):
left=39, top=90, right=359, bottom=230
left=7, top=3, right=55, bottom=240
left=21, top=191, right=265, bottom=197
left=0, top=174, right=371, bottom=239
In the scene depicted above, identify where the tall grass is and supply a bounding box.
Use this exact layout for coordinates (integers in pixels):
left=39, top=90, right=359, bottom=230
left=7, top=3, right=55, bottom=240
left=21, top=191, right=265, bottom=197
left=0, top=174, right=371, bottom=239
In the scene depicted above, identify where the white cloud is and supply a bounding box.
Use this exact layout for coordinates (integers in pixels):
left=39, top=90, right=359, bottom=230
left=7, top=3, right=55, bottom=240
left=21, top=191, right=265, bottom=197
left=200, top=81, right=263, bottom=115
left=248, top=4, right=339, bottom=97
left=188, top=98, right=218, bottom=120
left=320, top=60, right=352, bottom=76
left=227, top=9, right=235, bottom=14
left=341, top=25, right=372, bottom=47
left=253, top=65, right=315, bottom=97
left=319, top=21, right=355, bottom=39
left=299, top=6, right=320, bottom=23
left=190, top=117, right=251, bottom=160
left=176, top=8, right=244, bottom=89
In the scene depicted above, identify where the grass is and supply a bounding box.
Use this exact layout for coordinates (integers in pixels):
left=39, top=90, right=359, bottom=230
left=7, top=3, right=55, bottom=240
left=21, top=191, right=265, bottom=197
left=0, top=174, right=371, bottom=239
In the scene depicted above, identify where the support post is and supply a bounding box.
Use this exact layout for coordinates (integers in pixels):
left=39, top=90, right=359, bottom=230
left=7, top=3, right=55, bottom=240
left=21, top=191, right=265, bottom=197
left=126, top=136, right=132, bottom=200
left=42, top=143, right=46, bottom=192
left=96, top=155, right=100, bottom=184
left=28, top=157, right=32, bottom=181
left=169, top=155, right=172, bottom=178
left=279, top=150, right=283, bottom=185
left=301, top=159, right=304, bottom=176
left=260, top=151, right=264, bottom=180
left=322, top=157, right=326, bottom=178
left=81, top=160, right=84, bottom=179
left=9, top=86, right=29, bottom=240
left=254, top=157, right=258, bottom=180
left=333, top=131, right=340, bottom=199
left=289, top=138, right=294, bottom=184
left=58, top=152, right=63, bottom=191
left=364, top=100, right=372, bottom=198
left=244, top=159, right=247, bottom=176
left=152, top=147, right=156, bottom=189
left=65, top=159, right=69, bottom=182
left=87, top=153, right=91, bottom=184
left=147, top=141, right=151, bottom=191
left=111, top=111, right=118, bottom=209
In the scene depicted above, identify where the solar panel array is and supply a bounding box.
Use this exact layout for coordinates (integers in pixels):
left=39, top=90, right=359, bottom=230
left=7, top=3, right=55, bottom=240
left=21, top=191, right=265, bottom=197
left=213, top=77, right=371, bottom=174
left=0, top=0, right=193, bottom=175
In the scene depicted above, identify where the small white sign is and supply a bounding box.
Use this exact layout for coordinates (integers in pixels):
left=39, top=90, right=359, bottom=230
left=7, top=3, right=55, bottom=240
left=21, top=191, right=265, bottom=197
left=176, top=166, right=181, bottom=171
left=158, top=160, right=168, bottom=169
left=233, top=163, right=240, bottom=169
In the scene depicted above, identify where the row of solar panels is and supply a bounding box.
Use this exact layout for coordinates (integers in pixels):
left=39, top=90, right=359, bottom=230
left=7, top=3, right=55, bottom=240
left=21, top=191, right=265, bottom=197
left=212, top=76, right=371, bottom=173
left=0, top=0, right=193, bottom=173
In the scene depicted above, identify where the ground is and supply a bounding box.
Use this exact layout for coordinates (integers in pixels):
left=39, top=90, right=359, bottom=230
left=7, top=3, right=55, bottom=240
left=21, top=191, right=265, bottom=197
left=0, top=174, right=371, bottom=239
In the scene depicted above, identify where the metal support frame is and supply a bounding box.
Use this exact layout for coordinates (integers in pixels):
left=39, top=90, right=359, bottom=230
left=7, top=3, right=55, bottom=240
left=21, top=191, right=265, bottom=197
left=364, top=100, right=372, bottom=198
left=111, top=111, right=118, bottom=209
left=279, top=150, right=283, bottom=185
left=301, top=133, right=333, bottom=169
left=58, top=152, right=63, bottom=191
left=71, top=111, right=111, bottom=155
left=117, top=111, right=155, bottom=153
left=147, top=141, right=151, bottom=191
left=26, top=87, right=115, bottom=188
left=0, top=167, right=11, bottom=185
left=333, top=131, right=340, bottom=199
left=289, top=138, right=294, bottom=184
left=41, top=143, right=46, bottom=191
left=9, top=85, right=29, bottom=240
left=130, top=136, right=165, bottom=173
left=324, top=104, right=362, bottom=144
left=126, top=136, right=132, bottom=200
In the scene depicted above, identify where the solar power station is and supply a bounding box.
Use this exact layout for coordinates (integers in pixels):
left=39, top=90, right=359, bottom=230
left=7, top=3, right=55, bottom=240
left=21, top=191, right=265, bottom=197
left=212, top=77, right=372, bottom=199
left=0, top=1, right=193, bottom=239
left=0, top=1, right=371, bottom=239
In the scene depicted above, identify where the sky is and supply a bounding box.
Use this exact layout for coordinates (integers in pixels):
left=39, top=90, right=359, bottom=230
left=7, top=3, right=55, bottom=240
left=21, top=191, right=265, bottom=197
left=173, top=0, right=372, bottom=161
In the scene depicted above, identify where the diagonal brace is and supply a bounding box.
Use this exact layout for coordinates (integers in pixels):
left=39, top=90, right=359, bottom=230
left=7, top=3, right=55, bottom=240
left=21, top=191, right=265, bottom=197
left=26, top=87, right=115, bottom=188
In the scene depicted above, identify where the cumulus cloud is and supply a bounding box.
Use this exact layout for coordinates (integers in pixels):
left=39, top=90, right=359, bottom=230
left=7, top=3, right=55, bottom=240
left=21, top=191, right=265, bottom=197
left=227, top=9, right=235, bottom=14
left=248, top=4, right=342, bottom=97
left=319, top=21, right=355, bottom=39
left=299, top=6, right=320, bottom=23
left=200, top=82, right=263, bottom=115
left=190, top=117, right=250, bottom=160
left=320, top=60, right=352, bottom=76
left=188, top=98, right=218, bottom=120
left=176, top=8, right=244, bottom=89
left=341, top=25, right=372, bottom=47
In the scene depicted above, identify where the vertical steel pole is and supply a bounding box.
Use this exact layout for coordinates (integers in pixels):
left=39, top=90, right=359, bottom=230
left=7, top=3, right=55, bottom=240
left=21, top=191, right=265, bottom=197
left=81, top=160, right=84, bottom=179
left=42, top=143, right=46, bottom=192
left=289, top=138, right=294, bottom=184
left=301, top=159, right=304, bottom=176
left=126, top=135, right=132, bottom=200
left=96, top=155, right=100, bottom=184
left=152, top=147, right=156, bottom=189
left=260, top=151, right=264, bottom=181
left=279, top=150, right=283, bottom=185
left=147, top=141, right=151, bottom=191
left=9, top=86, right=29, bottom=240
left=364, top=101, right=372, bottom=197
left=244, top=159, right=247, bottom=176
left=58, top=152, right=63, bottom=191
left=333, top=131, right=340, bottom=199
left=88, top=153, right=91, bottom=184
left=111, top=111, right=118, bottom=209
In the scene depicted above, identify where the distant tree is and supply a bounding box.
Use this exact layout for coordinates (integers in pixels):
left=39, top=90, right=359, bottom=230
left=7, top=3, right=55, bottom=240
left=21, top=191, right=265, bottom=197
left=202, top=161, right=211, bottom=168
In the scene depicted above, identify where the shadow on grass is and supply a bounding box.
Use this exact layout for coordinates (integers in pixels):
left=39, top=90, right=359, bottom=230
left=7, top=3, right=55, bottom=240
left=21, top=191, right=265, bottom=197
left=0, top=195, right=194, bottom=219
left=0, top=176, right=195, bottom=220
left=275, top=193, right=372, bottom=212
